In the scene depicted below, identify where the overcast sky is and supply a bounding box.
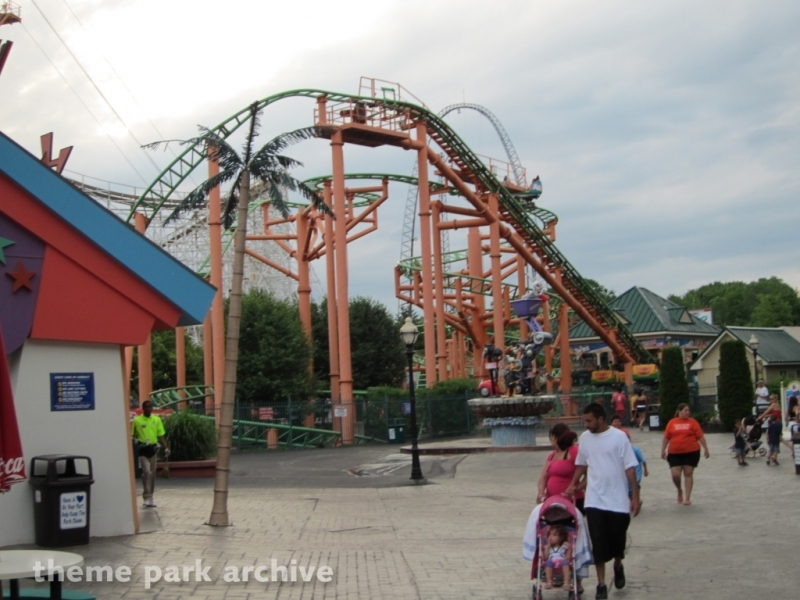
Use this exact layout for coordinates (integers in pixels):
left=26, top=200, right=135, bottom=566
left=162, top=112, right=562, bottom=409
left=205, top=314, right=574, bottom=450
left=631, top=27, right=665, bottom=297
left=1, top=0, right=798, bottom=311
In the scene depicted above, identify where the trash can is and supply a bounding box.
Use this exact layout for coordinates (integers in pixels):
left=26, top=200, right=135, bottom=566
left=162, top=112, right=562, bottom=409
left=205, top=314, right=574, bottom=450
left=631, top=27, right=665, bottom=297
left=29, top=455, right=94, bottom=547
left=792, top=432, right=800, bottom=475
left=387, top=418, right=406, bottom=444
left=647, top=404, right=662, bottom=431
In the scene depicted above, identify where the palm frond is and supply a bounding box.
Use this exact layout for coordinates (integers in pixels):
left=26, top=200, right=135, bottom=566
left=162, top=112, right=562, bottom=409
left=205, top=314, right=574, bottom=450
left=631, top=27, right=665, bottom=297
left=264, top=180, right=291, bottom=220
left=164, top=167, right=240, bottom=224
left=241, top=102, right=261, bottom=166
left=248, top=153, right=303, bottom=182
left=221, top=171, right=244, bottom=229
left=247, top=126, right=332, bottom=170
left=296, top=180, right=333, bottom=217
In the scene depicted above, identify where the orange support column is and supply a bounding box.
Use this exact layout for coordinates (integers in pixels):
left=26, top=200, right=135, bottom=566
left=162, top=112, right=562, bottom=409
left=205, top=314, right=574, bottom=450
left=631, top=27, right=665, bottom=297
left=555, top=269, right=573, bottom=413
left=488, top=194, right=504, bottom=353
left=203, top=310, right=214, bottom=415
left=208, top=152, right=226, bottom=423
left=123, top=346, right=133, bottom=404
left=517, top=256, right=528, bottom=340
left=331, top=132, right=354, bottom=444
left=431, top=202, right=448, bottom=382
left=416, top=123, right=437, bottom=387
left=543, top=298, right=555, bottom=394
left=468, top=227, right=487, bottom=378
left=134, top=212, right=153, bottom=405
left=176, top=327, right=186, bottom=410
left=296, top=212, right=316, bottom=428
left=323, top=183, right=341, bottom=422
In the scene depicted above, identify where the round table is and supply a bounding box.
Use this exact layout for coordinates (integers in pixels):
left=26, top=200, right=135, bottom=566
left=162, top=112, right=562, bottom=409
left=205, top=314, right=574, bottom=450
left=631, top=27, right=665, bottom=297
left=0, top=550, right=83, bottom=600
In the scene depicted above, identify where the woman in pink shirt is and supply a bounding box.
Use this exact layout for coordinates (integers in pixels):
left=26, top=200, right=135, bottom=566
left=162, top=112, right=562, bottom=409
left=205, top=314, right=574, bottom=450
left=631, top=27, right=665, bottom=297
left=537, top=429, right=586, bottom=513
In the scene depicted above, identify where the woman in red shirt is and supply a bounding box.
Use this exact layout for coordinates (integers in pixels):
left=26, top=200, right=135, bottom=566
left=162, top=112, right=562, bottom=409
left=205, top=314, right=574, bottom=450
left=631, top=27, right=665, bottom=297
left=661, top=403, right=710, bottom=506
left=537, top=429, right=586, bottom=511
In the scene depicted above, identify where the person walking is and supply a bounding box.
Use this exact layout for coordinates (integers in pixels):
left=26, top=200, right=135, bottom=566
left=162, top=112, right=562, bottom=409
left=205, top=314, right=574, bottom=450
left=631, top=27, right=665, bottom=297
left=661, top=403, right=709, bottom=506
left=565, top=403, right=640, bottom=600
left=758, top=394, right=792, bottom=465
left=131, top=400, right=169, bottom=508
left=754, top=380, right=770, bottom=417
left=611, top=387, right=627, bottom=424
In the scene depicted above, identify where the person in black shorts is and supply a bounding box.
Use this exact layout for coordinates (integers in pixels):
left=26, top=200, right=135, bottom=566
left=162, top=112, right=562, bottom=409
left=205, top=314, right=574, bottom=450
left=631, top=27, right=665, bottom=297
left=661, top=404, right=709, bottom=505
left=566, top=403, right=640, bottom=600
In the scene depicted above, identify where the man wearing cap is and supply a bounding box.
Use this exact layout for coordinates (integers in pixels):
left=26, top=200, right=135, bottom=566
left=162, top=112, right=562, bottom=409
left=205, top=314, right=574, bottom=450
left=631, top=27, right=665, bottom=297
left=755, top=380, right=770, bottom=417
left=131, top=400, right=169, bottom=508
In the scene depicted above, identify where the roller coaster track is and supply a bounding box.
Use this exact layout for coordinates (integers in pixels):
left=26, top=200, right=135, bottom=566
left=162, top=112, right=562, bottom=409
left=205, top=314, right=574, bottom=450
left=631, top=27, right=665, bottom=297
left=129, top=88, right=652, bottom=364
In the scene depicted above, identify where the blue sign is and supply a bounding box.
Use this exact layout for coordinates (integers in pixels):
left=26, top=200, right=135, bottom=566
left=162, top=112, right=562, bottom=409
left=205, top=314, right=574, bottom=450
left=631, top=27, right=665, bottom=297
left=50, top=373, right=95, bottom=412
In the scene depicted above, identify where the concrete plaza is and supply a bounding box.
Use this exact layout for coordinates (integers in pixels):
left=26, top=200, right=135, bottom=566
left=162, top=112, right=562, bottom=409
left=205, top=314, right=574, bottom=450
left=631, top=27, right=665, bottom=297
left=5, top=430, right=800, bottom=599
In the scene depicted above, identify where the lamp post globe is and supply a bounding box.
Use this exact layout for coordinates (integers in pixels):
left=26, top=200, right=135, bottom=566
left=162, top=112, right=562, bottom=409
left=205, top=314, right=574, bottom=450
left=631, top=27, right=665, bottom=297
left=399, top=317, right=425, bottom=483
left=748, top=334, right=760, bottom=388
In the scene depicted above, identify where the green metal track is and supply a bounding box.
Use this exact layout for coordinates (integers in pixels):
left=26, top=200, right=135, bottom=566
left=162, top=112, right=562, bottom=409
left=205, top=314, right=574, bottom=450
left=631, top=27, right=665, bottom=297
left=131, top=88, right=651, bottom=364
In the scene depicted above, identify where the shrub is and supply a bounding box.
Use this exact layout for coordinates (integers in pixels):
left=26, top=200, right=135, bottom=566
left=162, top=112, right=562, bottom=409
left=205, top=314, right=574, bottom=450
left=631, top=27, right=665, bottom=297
left=163, top=410, right=217, bottom=461
left=717, top=340, right=754, bottom=431
left=659, top=347, right=689, bottom=424
left=428, top=378, right=478, bottom=396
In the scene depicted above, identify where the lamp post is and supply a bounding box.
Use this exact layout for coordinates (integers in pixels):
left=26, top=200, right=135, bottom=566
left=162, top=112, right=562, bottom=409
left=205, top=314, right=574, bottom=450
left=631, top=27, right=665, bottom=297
left=748, top=334, right=760, bottom=387
left=400, top=317, right=425, bottom=483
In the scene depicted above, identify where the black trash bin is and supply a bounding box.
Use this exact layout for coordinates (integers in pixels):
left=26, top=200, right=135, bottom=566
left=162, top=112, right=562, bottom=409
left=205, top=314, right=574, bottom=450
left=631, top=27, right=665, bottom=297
left=29, top=455, right=94, bottom=547
left=388, top=419, right=406, bottom=444
left=647, top=404, right=662, bottom=431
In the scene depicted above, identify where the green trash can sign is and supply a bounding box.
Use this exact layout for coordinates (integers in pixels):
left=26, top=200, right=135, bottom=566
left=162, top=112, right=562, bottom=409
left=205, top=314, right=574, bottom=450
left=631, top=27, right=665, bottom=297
left=59, top=491, right=87, bottom=529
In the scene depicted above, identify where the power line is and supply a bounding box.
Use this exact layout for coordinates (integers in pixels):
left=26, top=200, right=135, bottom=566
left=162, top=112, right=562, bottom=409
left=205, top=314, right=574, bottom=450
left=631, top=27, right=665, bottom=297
left=29, top=0, right=162, bottom=178
left=19, top=20, right=148, bottom=183
left=59, top=0, right=199, bottom=187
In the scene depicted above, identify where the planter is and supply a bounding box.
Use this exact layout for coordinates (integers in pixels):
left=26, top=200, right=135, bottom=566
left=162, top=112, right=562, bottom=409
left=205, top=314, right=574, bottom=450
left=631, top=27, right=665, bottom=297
left=156, top=459, right=217, bottom=478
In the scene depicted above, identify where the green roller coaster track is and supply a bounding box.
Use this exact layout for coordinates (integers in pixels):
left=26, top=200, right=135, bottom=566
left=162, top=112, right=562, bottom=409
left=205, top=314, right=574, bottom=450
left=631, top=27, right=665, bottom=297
left=148, top=385, right=385, bottom=448
left=129, top=88, right=652, bottom=364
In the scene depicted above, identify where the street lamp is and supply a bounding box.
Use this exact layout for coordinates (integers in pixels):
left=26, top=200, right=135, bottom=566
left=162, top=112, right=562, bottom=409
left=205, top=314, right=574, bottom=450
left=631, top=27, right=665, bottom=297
left=400, top=317, right=425, bottom=483
left=748, top=334, right=760, bottom=386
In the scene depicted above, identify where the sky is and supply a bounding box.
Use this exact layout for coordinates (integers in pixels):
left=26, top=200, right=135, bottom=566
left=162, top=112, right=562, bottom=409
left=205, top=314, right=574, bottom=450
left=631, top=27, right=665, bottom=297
left=1, top=0, right=799, bottom=312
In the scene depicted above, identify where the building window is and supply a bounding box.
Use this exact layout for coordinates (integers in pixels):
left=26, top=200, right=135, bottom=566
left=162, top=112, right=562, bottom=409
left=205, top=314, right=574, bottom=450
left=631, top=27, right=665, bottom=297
left=780, top=370, right=787, bottom=378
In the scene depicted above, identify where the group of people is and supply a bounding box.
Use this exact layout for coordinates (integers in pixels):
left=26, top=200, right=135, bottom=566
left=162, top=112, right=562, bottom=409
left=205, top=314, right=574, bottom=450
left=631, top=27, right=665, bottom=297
left=733, top=384, right=797, bottom=467
left=528, top=400, right=710, bottom=599
left=611, top=387, right=649, bottom=430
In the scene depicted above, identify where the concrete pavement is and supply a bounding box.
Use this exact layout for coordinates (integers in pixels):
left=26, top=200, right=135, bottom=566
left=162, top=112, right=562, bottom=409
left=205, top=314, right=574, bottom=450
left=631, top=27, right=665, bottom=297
left=5, top=430, right=800, bottom=599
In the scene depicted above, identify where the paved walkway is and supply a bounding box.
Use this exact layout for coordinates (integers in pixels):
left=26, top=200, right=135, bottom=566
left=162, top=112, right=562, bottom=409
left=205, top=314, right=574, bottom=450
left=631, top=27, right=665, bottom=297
left=6, top=430, right=800, bottom=598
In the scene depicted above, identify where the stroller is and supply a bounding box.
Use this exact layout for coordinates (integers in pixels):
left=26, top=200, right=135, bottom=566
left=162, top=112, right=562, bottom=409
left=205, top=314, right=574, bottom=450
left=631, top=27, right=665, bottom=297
left=530, top=496, right=582, bottom=600
left=731, top=415, right=766, bottom=458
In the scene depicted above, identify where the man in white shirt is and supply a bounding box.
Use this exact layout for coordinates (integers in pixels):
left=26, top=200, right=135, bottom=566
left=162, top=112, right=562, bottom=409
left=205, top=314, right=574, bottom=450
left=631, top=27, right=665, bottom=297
left=755, top=380, right=770, bottom=416
left=566, top=402, right=640, bottom=600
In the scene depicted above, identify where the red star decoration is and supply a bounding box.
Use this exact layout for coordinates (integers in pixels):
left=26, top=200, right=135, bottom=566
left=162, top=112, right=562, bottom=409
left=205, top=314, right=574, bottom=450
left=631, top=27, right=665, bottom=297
left=5, top=261, right=36, bottom=292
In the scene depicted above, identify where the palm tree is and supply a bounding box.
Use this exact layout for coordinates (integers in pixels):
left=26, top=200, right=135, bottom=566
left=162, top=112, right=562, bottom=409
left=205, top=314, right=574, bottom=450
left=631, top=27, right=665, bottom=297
left=147, top=102, right=330, bottom=525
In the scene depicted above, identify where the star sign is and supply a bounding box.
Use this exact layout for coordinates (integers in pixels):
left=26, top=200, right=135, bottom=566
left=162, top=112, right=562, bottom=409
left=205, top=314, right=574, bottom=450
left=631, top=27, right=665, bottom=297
left=5, top=261, right=35, bottom=292
left=0, top=237, right=13, bottom=265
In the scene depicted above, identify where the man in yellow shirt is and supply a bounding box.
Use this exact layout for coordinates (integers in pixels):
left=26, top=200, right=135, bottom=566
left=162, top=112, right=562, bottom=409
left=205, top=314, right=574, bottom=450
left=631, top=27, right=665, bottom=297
left=131, top=400, right=169, bottom=508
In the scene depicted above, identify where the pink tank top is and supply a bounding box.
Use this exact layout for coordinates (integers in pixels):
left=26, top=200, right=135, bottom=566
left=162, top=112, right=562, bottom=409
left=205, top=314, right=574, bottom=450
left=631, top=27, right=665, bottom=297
left=545, top=445, right=584, bottom=499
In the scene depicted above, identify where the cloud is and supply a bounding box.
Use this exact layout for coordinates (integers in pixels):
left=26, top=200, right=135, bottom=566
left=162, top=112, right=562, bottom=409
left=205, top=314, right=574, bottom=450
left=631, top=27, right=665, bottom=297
left=1, top=0, right=798, bottom=314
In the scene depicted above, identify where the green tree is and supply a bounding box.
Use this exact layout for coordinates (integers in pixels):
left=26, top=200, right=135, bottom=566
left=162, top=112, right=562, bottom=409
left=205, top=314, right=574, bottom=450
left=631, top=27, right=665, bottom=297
left=313, top=297, right=407, bottom=391
left=147, top=105, right=329, bottom=526
left=130, top=329, right=204, bottom=399
left=751, top=294, right=793, bottom=327
left=350, top=297, right=406, bottom=389
left=670, top=277, right=800, bottom=327
left=585, top=278, right=616, bottom=305
left=236, top=290, right=314, bottom=404
left=659, top=346, right=689, bottom=424
left=717, top=340, right=754, bottom=431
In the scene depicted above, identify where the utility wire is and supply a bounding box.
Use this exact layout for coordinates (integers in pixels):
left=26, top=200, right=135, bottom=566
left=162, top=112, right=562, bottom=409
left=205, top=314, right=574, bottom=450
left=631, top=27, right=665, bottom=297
left=59, top=0, right=199, bottom=187
left=19, top=20, right=148, bottom=183
left=29, top=0, right=161, bottom=179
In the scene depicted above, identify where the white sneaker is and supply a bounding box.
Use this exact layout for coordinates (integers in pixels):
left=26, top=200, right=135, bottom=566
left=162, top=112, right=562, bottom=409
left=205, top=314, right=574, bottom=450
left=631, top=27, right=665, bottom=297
left=144, top=500, right=157, bottom=508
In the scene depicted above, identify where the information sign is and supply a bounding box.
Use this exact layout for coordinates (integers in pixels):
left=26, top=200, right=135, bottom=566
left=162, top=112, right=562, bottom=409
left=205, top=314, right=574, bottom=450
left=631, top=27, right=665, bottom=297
left=50, top=373, right=95, bottom=412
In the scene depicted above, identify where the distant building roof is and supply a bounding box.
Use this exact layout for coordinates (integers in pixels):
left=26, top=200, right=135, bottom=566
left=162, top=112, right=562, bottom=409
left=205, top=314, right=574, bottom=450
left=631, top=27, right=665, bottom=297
left=726, top=326, right=800, bottom=364
left=570, top=286, right=720, bottom=340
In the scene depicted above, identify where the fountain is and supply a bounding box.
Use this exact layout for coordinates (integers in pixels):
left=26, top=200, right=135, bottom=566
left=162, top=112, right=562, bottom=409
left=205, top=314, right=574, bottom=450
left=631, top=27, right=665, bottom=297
left=467, top=287, right=559, bottom=447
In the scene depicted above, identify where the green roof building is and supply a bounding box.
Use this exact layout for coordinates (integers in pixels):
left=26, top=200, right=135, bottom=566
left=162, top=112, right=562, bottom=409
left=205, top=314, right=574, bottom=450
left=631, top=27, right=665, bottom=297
left=569, top=286, right=721, bottom=372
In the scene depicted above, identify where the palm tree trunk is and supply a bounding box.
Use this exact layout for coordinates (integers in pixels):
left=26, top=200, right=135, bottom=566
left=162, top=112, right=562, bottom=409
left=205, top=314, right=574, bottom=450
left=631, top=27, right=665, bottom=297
left=207, top=168, right=249, bottom=526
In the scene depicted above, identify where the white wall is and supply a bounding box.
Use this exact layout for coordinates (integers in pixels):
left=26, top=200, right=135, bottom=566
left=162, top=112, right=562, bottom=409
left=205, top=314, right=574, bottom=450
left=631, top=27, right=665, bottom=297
left=0, top=340, right=135, bottom=547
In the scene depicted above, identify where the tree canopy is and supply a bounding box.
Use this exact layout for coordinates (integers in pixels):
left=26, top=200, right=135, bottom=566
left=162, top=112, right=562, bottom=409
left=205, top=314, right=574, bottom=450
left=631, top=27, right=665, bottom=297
left=668, top=277, right=800, bottom=328
left=236, top=289, right=314, bottom=403
left=717, top=339, right=754, bottom=431
left=313, top=296, right=406, bottom=391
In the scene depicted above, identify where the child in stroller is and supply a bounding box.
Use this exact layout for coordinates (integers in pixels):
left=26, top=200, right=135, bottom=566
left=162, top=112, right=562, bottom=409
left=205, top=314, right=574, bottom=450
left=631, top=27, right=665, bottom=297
left=730, top=415, right=766, bottom=459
